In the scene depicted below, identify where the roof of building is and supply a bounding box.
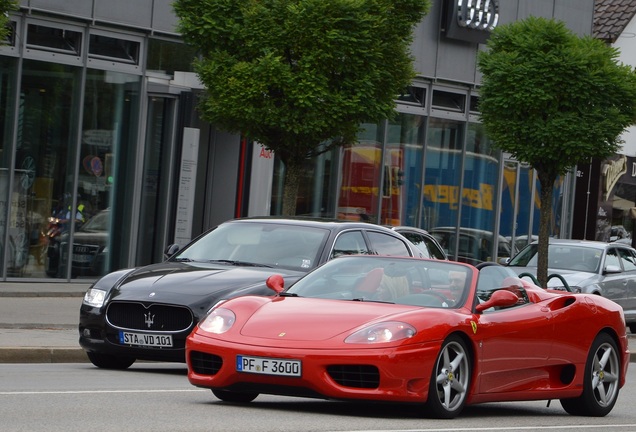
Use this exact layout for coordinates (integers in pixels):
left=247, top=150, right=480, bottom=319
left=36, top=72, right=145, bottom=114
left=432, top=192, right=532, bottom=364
left=594, top=0, right=636, bottom=42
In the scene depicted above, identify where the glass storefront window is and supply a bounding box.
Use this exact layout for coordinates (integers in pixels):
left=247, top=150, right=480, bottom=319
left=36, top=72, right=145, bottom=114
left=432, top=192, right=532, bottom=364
left=0, top=56, right=17, bottom=276
left=545, top=175, right=565, bottom=238
left=500, top=160, right=519, bottom=247
left=500, top=161, right=541, bottom=253
left=385, top=114, right=424, bottom=226
left=12, top=59, right=82, bottom=278
left=423, top=118, right=463, bottom=228
left=461, top=122, right=497, bottom=230
left=137, top=96, right=175, bottom=266
left=77, top=69, right=140, bottom=278
left=270, top=144, right=336, bottom=218
left=424, top=118, right=464, bottom=260
left=460, top=122, right=500, bottom=263
left=337, top=122, right=385, bottom=222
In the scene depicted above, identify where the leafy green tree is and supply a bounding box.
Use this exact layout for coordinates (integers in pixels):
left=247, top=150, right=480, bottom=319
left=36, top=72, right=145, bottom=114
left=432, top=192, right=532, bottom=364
left=478, top=17, right=636, bottom=287
left=174, top=0, right=429, bottom=215
left=0, top=0, right=17, bottom=43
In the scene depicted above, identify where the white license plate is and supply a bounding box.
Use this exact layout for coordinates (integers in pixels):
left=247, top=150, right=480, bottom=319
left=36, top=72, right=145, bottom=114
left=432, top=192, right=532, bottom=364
left=72, top=254, right=93, bottom=263
left=119, top=331, right=173, bottom=347
left=236, top=355, right=301, bottom=377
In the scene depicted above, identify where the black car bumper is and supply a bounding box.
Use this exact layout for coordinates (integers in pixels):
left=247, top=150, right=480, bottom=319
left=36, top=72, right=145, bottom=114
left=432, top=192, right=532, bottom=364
left=79, top=304, right=195, bottom=363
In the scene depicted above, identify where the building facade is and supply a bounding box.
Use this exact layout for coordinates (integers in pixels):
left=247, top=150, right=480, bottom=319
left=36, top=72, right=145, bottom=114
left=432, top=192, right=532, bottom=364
left=573, top=0, right=636, bottom=245
left=0, top=0, right=594, bottom=282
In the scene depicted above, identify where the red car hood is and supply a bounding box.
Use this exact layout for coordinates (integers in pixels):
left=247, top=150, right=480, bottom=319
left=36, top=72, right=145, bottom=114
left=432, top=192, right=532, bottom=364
left=238, top=297, right=417, bottom=342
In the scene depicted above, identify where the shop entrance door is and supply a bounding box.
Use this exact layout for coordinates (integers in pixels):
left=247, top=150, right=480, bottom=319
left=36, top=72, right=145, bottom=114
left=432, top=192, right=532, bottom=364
left=136, top=95, right=177, bottom=265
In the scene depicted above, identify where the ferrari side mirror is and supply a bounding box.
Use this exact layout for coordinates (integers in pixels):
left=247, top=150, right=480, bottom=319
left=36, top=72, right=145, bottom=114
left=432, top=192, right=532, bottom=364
left=476, top=289, right=519, bottom=312
left=266, top=274, right=285, bottom=294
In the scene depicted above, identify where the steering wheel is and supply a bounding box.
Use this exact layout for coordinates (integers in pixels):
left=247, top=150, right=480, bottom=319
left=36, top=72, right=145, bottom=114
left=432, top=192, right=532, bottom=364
left=420, top=290, right=452, bottom=306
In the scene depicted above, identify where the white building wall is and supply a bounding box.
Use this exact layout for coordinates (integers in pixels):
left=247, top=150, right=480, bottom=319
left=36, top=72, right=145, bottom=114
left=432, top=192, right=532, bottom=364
left=613, top=15, right=636, bottom=157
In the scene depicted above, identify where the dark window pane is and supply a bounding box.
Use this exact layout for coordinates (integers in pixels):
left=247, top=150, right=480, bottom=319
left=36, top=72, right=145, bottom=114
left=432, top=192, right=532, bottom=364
left=27, top=24, right=82, bottom=55
left=147, top=38, right=196, bottom=74
left=89, top=34, right=139, bottom=64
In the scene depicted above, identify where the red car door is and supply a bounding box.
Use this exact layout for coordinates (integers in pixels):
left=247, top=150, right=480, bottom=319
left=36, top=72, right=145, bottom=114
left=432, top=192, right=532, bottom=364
left=473, top=300, right=554, bottom=395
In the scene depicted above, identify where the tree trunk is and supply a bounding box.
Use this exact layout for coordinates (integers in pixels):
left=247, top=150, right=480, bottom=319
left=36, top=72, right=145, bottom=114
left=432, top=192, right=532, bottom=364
left=536, top=170, right=556, bottom=288
left=281, top=159, right=301, bottom=216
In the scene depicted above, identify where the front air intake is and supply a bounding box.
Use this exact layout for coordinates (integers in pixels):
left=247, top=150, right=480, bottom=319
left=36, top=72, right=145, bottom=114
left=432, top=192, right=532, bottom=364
left=327, top=365, right=380, bottom=388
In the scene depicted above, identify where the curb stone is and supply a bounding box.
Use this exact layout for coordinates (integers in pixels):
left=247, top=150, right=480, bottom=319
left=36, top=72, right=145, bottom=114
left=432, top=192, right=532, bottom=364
left=0, top=347, right=88, bottom=363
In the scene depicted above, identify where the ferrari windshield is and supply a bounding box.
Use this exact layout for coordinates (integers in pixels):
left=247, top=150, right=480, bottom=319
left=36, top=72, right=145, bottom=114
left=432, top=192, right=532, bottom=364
left=508, top=244, right=602, bottom=273
left=174, top=222, right=330, bottom=271
left=287, top=256, right=473, bottom=308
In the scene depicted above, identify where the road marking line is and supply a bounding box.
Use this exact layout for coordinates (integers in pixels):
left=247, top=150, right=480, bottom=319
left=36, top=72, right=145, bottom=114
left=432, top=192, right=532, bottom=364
left=0, top=389, right=206, bottom=395
left=329, top=426, right=636, bottom=432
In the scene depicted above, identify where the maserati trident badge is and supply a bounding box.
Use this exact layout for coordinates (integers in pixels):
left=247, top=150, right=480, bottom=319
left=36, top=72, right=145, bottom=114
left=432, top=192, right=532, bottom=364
left=144, top=312, right=155, bottom=328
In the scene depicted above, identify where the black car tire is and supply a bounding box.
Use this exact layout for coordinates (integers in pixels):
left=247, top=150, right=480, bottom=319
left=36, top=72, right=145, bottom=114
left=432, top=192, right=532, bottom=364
left=86, top=351, right=135, bottom=370
left=560, top=333, right=620, bottom=417
left=212, top=389, right=258, bottom=403
left=423, top=335, right=471, bottom=419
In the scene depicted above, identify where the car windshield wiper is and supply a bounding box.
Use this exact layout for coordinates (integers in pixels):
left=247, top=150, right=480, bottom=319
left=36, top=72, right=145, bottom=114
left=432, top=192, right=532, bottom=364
left=278, top=292, right=299, bottom=297
left=351, top=298, right=394, bottom=304
left=208, top=259, right=273, bottom=268
left=173, top=257, right=194, bottom=262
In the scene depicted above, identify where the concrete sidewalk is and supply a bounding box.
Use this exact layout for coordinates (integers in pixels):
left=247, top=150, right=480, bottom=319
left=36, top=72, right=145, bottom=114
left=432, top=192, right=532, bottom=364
left=0, top=281, right=635, bottom=364
left=0, top=282, right=89, bottom=363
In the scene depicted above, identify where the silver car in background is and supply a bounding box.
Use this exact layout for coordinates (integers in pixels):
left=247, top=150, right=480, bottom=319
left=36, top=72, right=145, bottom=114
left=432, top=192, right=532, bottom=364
left=390, top=226, right=448, bottom=260
left=507, top=238, right=636, bottom=333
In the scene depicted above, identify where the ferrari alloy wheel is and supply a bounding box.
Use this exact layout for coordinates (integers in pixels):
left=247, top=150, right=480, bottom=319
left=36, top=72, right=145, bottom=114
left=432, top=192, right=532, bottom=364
left=212, top=389, right=259, bottom=403
left=86, top=351, right=135, bottom=370
left=560, top=333, right=620, bottom=417
left=424, top=335, right=471, bottom=419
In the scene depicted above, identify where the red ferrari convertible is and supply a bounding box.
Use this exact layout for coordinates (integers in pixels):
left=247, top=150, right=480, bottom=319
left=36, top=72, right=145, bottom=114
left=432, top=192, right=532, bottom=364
left=186, top=255, right=629, bottom=418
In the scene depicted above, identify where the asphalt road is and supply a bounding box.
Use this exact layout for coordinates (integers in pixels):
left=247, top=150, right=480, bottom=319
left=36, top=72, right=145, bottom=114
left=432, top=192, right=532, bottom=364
left=1, top=363, right=636, bottom=432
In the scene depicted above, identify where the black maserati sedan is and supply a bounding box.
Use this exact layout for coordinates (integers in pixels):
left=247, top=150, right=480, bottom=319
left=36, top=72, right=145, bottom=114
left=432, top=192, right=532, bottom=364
left=79, top=217, right=421, bottom=369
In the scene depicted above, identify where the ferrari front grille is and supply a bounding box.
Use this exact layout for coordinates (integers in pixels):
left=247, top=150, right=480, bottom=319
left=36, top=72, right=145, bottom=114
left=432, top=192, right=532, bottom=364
left=327, top=365, right=380, bottom=389
left=190, top=351, right=223, bottom=375
left=106, top=301, right=193, bottom=332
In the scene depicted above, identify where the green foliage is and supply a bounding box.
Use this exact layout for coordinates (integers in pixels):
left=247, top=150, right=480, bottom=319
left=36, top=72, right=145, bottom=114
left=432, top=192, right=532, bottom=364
left=478, top=16, right=636, bottom=178
left=173, top=0, right=430, bottom=165
left=478, top=16, right=636, bottom=287
left=0, top=0, right=17, bottom=44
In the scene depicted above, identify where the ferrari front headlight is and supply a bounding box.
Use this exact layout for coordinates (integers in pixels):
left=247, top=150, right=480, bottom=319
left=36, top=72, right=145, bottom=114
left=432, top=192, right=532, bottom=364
left=83, top=288, right=107, bottom=308
left=345, top=321, right=416, bottom=344
left=198, top=308, right=236, bottom=334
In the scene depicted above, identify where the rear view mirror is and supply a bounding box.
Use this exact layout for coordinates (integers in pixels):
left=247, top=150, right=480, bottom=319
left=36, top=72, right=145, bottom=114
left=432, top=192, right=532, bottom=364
left=164, top=244, right=180, bottom=259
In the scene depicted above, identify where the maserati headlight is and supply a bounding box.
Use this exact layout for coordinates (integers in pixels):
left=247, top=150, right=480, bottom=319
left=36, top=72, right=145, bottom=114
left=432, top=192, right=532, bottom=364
left=198, top=308, right=236, bottom=334
left=345, top=321, right=416, bottom=344
left=83, top=288, right=107, bottom=308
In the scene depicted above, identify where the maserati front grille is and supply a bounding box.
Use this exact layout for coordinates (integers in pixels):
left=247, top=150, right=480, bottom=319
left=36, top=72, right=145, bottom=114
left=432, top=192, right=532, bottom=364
left=106, top=301, right=194, bottom=332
